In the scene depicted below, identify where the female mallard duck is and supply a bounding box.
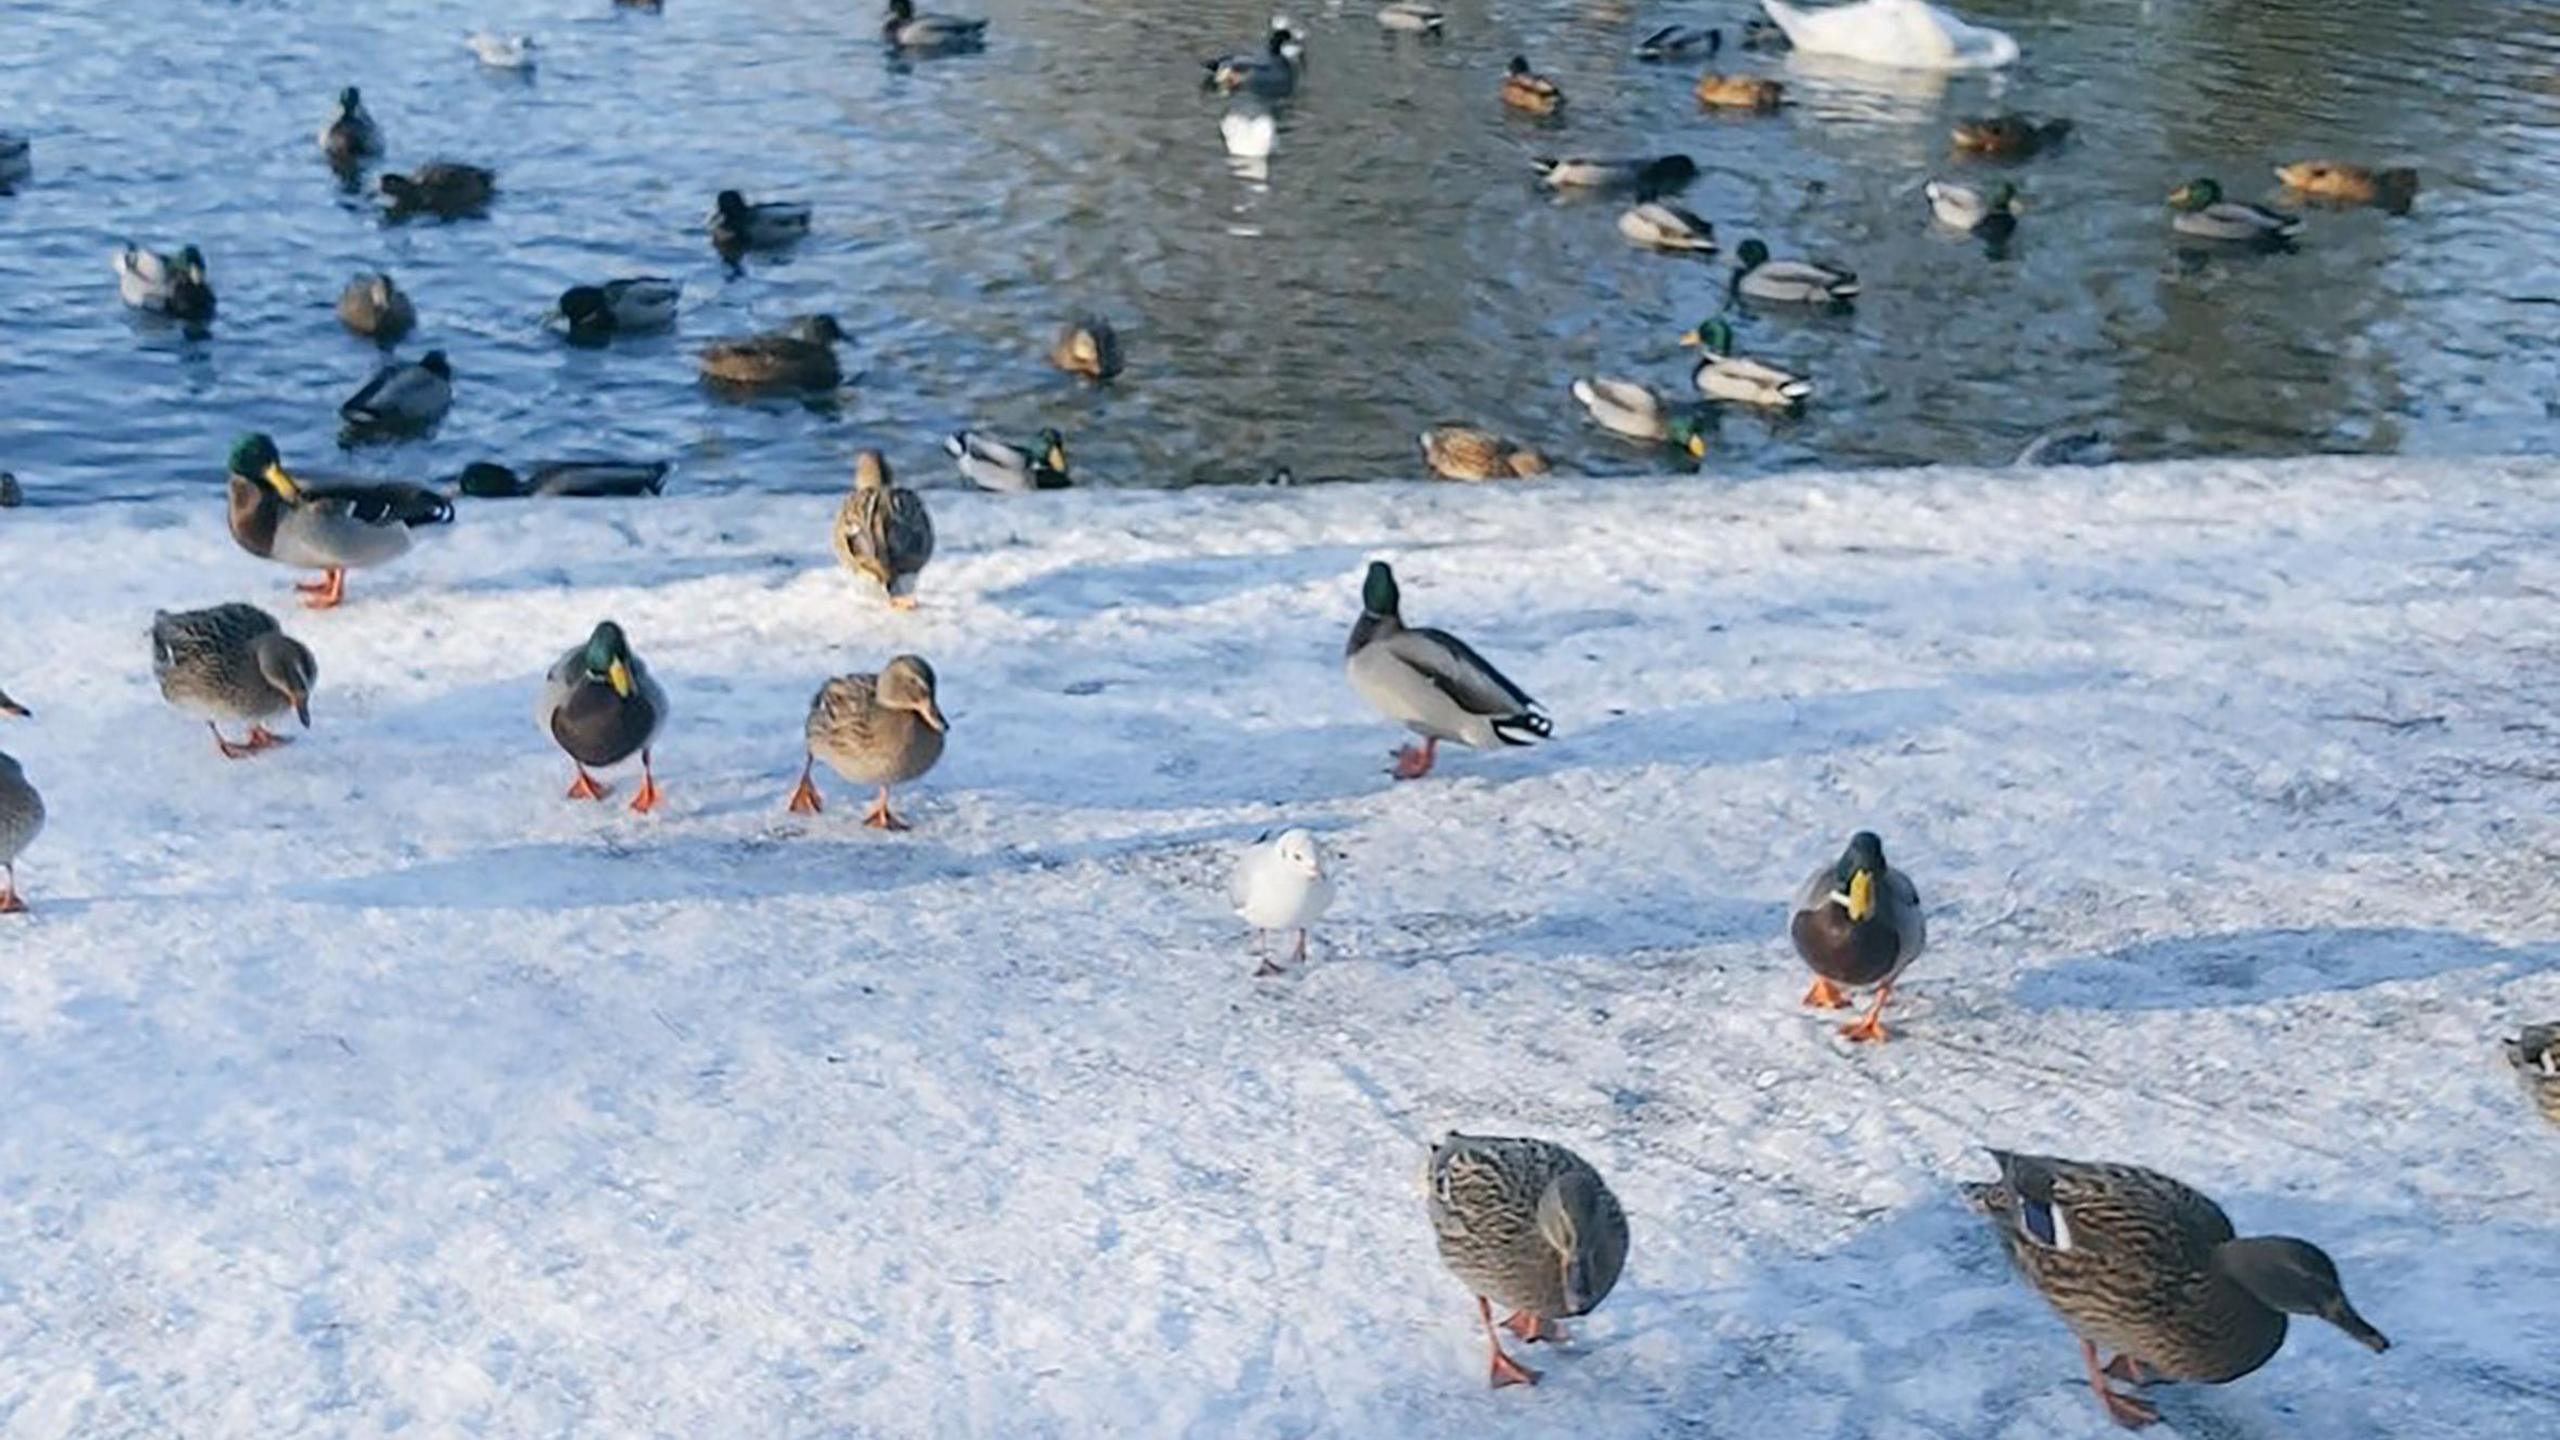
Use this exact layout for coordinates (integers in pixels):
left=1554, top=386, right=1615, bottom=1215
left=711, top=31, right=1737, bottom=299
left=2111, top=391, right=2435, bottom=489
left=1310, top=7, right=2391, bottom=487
left=540, top=621, right=667, bottom=812
left=1533, top=153, right=1698, bottom=197
left=1500, top=56, right=1564, bottom=115
left=1232, top=828, right=1335, bottom=977
left=1419, top=425, right=1547, bottom=481
left=785, top=656, right=948, bottom=829
left=340, top=350, right=453, bottom=435
left=2168, top=179, right=2302, bottom=243
left=1634, top=23, right=1718, bottom=60
left=0, top=689, right=40, bottom=915
left=1050, top=316, right=1123, bottom=380
left=2274, top=160, right=2417, bottom=213
left=318, top=87, right=381, bottom=165
left=2505, top=1023, right=2560, bottom=1127
left=151, top=603, right=318, bottom=759
left=1925, top=178, right=2019, bottom=240
left=557, top=278, right=679, bottom=343
left=1376, top=2, right=1444, bottom=33
left=1618, top=201, right=1717, bottom=253
left=455, top=460, right=670, bottom=499
left=1731, top=237, right=1859, bottom=305
left=1570, top=377, right=1711, bottom=455
left=710, top=190, right=812, bottom=252
left=699, top=315, right=847, bottom=392
left=882, top=0, right=988, bottom=52
left=1965, top=1150, right=2389, bottom=1429
left=115, top=244, right=215, bottom=322
left=1205, top=21, right=1301, bottom=97
left=1696, top=71, right=1784, bottom=110
left=1789, top=830, right=1924, bottom=1041
left=1346, top=561, right=1549, bottom=779
left=336, top=272, right=415, bottom=343
left=1952, top=113, right=2070, bottom=158
left=947, top=428, right=1070, bottom=492
left=381, top=161, right=495, bottom=218
left=833, top=450, right=935, bottom=608
left=1426, top=1134, right=1629, bottom=1387
left=226, top=433, right=451, bottom=608
left=1680, top=317, right=1811, bottom=409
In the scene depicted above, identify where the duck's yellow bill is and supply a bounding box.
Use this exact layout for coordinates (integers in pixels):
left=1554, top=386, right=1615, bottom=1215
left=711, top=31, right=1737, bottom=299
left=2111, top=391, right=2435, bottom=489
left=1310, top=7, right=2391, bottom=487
left=607, top=658, right=633, bottom=698
left=264, top=463, right=303, bottom=502
left=1685, top=433, right=1708, bottom=459
left=1677, top=329, right=1702, bottom=347
left=1846, top=870, right=1877, bottom=922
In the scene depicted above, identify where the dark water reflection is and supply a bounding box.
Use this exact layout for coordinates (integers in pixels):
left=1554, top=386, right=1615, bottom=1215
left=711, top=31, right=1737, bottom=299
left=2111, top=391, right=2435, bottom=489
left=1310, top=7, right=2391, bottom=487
left=2, top=0, right=2556, bottom=504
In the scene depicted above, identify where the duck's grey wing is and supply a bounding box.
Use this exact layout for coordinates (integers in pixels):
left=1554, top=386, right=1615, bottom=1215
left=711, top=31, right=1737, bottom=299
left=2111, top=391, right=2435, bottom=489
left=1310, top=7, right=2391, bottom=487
left=303, top=480, right=454, bottom=527
left=1885, top=869, right=1926, bottom=963
left=340, top=365, right=398, bottom=419
left=886, top=488, right=935, bottom=571
left=1386, top=625, right=1544, bottom=723
left=1791, top=861, right=1840, bottom=919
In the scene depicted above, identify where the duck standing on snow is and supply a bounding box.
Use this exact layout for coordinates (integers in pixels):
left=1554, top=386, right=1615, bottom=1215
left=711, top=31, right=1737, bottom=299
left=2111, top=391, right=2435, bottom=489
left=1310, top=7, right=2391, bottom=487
left=1570, top=377, right=1711, bottom=455
left=226, top=433, right=452, bottom=609
left=0, top=689, right=41, bottom=915
left=1618, top=201, right=1717, bottom=253
left=832, top=449, right=935, bottom=608
left=710, top=190, right=812, bottom=253
left=1050, top=316, right=1123, bottom=380
left=541, top=621, right=667, bottom=812
left=1231, top=828, right=1336, bottom=977
left=1731, top=238, right=1859, bottom=306
left=882, top=0, right=988, bottom=52
left=1789, top=830, right=1925, bottom=1042
left=699, top=315, right=847, bottom=392
left=1964, top=1150, right=2389, bottom=1429
left=1426, top=1134, right=1629, bottom=1388
left=2168, top=178, right=2302, bottom=244
left=340, top=350, right=453, bottom=436
left=2506, top=1023, right=2560, bottom=1127
left=1758, top=0, right=2017, bottom=71
left=1681, top=317, right=1811, bottom=409
left=151, top=604, right=318, bottom=759
left=336, top=272, right=416, bottom=343
left=1500, top=56, right=1564, bottom=115
left=1346, top=561, right=1550, bottom=779
left=947, top=428, right=1070, bottom=492
left=1419, top=425, right=1547, bottom=481
left=455, top=460, right=671, bottom=499
left=2275, top=160, right=2418, bottom=213
left=557, top=278, right=680, bottom=343
left=318, top=86, right=381, bottom=165
left=785, top=656, right=947, bottom=829
left=114, top=244, right=216, bottom=322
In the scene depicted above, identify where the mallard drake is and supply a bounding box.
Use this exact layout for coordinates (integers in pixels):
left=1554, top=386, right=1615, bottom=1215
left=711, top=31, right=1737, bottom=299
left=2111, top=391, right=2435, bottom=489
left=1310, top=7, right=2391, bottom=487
left=340, top=350, right=454, bottom=436
left=1965, top=1150, right=2389, bottom=1429
left=1789, top=830, right=1924, bottom=1041
left=1346, top=561, right=1549, bottom=779
left=114, top=244, right=215, bottom=322
left=336, top=272, right=415, bottom=343
left=1232, top=828, right=1335, bottom=977
left=1050, top=316, right=1123, bottom=380
left=540, top=621, right=667, bottom=811
left=833, top=449, right=935, bottom=608
left=699, top=314, right=847, bottom=391
left=225, top=433, right=452, bottom=608
left=883, top=0, right=988, bottom=51
left=2505, top=1024, right=2560, bottom=1127
left=455, top=460, right=670, bottom=499
left=1731, top=237, right=1859, bottom=305
left=151, top=603, right=317, bottom=758
left=318, top=87, right=381, bottom=165
left=2168, top=178, right=2302, bottom=243
left=557, top=277, right=680, bottom=343
left=1696, top=71, right=1784, bottom=110
left=1426, top=1134, right=1629, bottom=1388
left=710, top=189, right=812, bottom=252
left=381, top=161, right=495, bottom=218
left=1761, top=0, right=2018, bottom=71
left=1681, top=317, right=1811, bottom=409
left=1221, top=102, right=1277, bottom=159
left=1419, top=425, right=1548, bottom=481
left=465, top=30, right=537, bottom=68
left=2274, top=160, right=2418, bottom=213
left=1500, top=56, right=1564, bottom=114
left=0, top=690, right=40, bottom=915
left=1634, top=23, right=1719, bottom=60
left=785, top=656, right=947, bottom=829
left=1376, top=2, right=1444, bottom=33
left=947, top=428, right=1070, bottom=492
left=1205, top=20, right=1301, bottom=96
left=1533, top=153, right=1698, bottom=197
left=1570, top=378, right=1711, bottom=454
left=1925, top=178, right=2019, bottom=239
left=1952, top=113, right=2070, bottom=157
left=1618, top=201, right=1717, bottom=253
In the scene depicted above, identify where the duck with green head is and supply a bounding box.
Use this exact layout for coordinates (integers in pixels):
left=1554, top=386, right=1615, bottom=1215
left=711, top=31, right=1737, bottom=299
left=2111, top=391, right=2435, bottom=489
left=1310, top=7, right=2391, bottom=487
left=1681, top=317, right=1811, bottom=410
left=226, top=433, right=453, bottom=609
left=1731, top=238, right=1858, bottom=306
left=1345, top=561, right=1549, bottom=779
left=1569, top=377, right=1711, bottom=455
left=115, top=243, right=215, bottom=322
left=1788, top=830, right=1925, bottom=1041
left=2168, top=178, right=2302, bottom=243
left=540, top=621, right=668, bottom=812
left=947, top=428, right=1070, bottom=492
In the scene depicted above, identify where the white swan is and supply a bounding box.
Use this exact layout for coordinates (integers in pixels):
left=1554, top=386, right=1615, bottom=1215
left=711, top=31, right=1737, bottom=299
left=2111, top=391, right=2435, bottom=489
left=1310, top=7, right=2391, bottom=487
left=1760, top=0, right=2016, bottom=71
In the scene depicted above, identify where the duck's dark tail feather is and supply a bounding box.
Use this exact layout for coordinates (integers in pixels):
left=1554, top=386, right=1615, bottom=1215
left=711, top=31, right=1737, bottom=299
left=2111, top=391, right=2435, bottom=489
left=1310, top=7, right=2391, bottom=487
left=1493, top=710, right=1552, bottom=746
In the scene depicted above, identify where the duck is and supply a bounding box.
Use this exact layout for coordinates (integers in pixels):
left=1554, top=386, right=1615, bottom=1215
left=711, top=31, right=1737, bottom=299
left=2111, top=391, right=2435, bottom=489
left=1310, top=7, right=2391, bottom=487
left=1231, top=828, right=1336, bottom=977
left=1617, top=201, right=1717, bottom=253
left=1925, top=178, right=2019, bottom=239
left=882, top=0, right=988, bottom=52
left=454, top=460, right=671, bottom=499
left=225, top=432, right=452, bottom=609
left=336, top=272, right=415, bottom=343
left=1964, top=1150, right=2389, bottom=1429
left=1345, top=561, right=1550, bottom=779
left=1425, top=1134, right=1629, bottom=1388
left=832, top=449, right=935, bottom=608
left=1696, top=71, right=1785, bottom=110
left=557, top=277, right=681, bottom=343
left=1376, top=2, right=1444, bottom=33
left=785, top=656, right=947, bottom=829
left=540, top=621, right=667, bottom=812
left=699, top=314, right=847, bottom=391
left=1532, top=153, right=1698, bottom=197
left=2505, top=1024, right=2560, bottom=1127
left=317, top=87, right=382, bottom=165
left=1758, top=0, right=2018, bottom=71
left=1221, top=102, right=1278, bottom=159
left=1731, top=238, right=1859, bottom=305
left=0, top=473, right=20, bottom=508
left=2013, top=426, right=2117, bottom=467
left=710, top=189, right=812, bottom=252
left=1050, top=316, right=1124, bottom=380
left=340, top=350, right=454, bottom=436
left=0, top=690, right=40, bottom=915
left=2274, top=160, right=2418, bottom=213
left=1205, top=21, right=1301, bottom=97
left=0, top=131, right=30, bottom=190
left=1741, top=15, right=1790, bottom=48
left=1634, top=23, right=1719, bottom=60
left=1789, top=830, right=1925, bottom=1041
left=114, top=244, right=216, bottom=322
left=1570, top=378, right=1711, bottom=454
left=1419, top=425, right=1548, bottom=481
left=380, top=161, right=495, bottom=218
left=1500, top=56, right=1564, bottom=115
left=2168, top=178, right=2302, bottom=243
left=1680, top=317, right=1811, bottom=409
left=150, top=603, right=318, bottom=759
left=947, top=428, right=1071, bottom=492
left=1952, top=113, right=2071, bottom=158
left=465, top=30, right=537, bottom=69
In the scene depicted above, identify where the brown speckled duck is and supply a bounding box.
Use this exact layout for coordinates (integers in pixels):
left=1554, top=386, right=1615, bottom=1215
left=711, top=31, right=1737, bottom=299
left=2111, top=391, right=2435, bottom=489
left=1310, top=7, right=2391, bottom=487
left=151, top=604, right=318, bottom=758
left=785, top=656, right=947, bottom=829
left=2505, top=1023, right=2560, bottom=1127
left=1049, top=316, right=1123, bottom=380
left=1426, top=1133, right=1629, bottom=1387
left=832, top=450, right=935, bottom=609
left=699, top=314, right=846, bottom=392
left=1788, top=830, right=1926, bottom=1042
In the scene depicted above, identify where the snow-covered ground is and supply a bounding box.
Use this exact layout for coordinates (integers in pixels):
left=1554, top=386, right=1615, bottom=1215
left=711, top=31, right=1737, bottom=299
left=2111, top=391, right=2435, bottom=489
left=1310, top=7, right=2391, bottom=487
left=2, top=457, right=2555, bottom=1437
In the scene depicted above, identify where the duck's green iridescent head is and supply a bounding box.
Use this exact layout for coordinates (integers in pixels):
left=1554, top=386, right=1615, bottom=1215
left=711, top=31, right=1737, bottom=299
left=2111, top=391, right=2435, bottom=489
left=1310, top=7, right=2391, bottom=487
left=583, top=621, right=635, bottom=698
left=1664, top=412, right=1710, bottom=459
left=1736, top=238, right=1771, bottom=269
left=1680, top=316, right=1735, bottom=354
left=228, top=433, right=298, bottom=498
left=1038, top=428, right=1068, bottom=471
left=1361, top=560, right=1399, bottom=616
left=2169, top=178, right=2221, bottom=211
